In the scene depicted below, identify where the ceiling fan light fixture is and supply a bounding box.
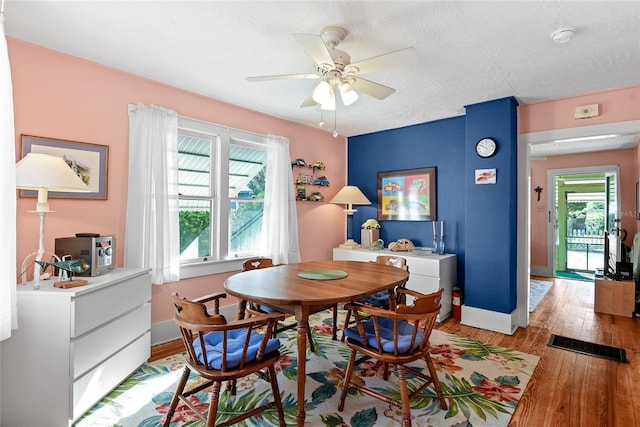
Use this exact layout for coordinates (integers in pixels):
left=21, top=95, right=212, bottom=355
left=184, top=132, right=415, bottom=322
left=320, top=93, right=336, bottom=111
left=339, top=81, right=358, bottom=106
left=312, top=80, right=332, bottom=104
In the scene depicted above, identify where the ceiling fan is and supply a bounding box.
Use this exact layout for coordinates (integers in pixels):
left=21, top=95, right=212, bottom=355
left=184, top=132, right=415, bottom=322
left=246, top=26, right=418, bottom=110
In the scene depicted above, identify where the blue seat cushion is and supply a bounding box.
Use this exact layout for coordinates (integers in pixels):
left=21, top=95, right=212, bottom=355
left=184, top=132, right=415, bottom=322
left=257, top=305, right=278, bottom=314
left=359, top=291, right=391, bottom=309
left=344, top=317, right=422, bottom=353
left=193, top=329, right=280, bottom=369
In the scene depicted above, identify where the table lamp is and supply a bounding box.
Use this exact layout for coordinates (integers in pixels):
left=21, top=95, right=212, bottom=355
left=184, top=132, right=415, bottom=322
left=16, top=152, right=90, bottom=289
left=329, top=185, right=371, bottom=249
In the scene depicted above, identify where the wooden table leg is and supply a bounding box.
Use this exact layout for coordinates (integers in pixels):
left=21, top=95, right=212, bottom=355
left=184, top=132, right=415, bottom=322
left=236, top=299, right=247, bottom=320
left=295, top=306, right=309, bottom=427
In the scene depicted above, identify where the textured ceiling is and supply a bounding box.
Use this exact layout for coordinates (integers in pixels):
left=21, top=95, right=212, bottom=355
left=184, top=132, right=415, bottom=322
left=3, top=1, right=640, bottom=153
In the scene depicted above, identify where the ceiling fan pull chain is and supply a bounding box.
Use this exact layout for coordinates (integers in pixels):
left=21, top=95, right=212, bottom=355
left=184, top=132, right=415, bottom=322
left=333, top=105, right=338, bottom=138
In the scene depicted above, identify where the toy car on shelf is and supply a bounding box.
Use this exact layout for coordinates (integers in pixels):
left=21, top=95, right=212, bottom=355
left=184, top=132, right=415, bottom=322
left=311, top=161, right=325, bottom=170
left=291, top=158, right=307, bottom=167
left=312, top=176, right=330, bottom=187
left=307, top=192, right=324, bottom=202
left=361, top=219, right=381, bottom=229
left=389, top=238, right=415, bottom=252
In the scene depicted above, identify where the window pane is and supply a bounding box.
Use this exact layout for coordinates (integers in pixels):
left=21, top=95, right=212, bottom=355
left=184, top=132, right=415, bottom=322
left=178, top=134, right=212, bottom=197
left=230, top=200, right=263, bottom=256
left=229, top=144, right=266, bottom=198
left=179, top=199, right=211, bottom=259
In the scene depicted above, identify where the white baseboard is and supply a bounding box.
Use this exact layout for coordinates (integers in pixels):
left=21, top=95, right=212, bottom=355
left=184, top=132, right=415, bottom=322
left=461, top=304, right=518, bottom=335
left=150, top=303, right=239, bottom=346
left=530, top=264, right=552, bottom=277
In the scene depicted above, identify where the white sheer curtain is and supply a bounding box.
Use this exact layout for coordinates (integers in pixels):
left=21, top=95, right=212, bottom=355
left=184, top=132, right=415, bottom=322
left=260, top=134, right=301, bottom=264
left=125, top=104, right=180, bottom=284
left=1, top=11, right=18, bottom=340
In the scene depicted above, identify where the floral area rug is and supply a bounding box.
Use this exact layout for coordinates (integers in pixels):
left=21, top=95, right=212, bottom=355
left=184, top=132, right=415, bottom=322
left=76, top=310, right=539, bottom=427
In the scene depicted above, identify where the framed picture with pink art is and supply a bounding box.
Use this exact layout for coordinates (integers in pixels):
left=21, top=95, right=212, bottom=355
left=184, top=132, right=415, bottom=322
left=475, top=168, right=496, bottom=185
left=20, top=135, right=109, bottom=199
left=377, top=167, right=436, bottom=221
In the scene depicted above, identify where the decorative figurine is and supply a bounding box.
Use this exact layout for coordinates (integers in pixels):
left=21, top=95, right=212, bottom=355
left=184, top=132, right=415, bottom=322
left=312, top=176, right=330, bottom=186
left=388, top=238, right=415, bottom=252
left=307, top=191, right=324, bottom=201
left=369, top=239, right=385, bottom=251
left=311, top=161, right=325, bottom=171
left=361, top=219, right=381, bottom=229
left=35, top=259, right=90, bottom=288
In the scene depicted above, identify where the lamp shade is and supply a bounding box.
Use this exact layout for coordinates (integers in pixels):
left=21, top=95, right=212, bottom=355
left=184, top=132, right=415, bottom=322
left=16, top=152, right=90, bottom=213
left=330, top=185, right=371, bottom=249
left=329, top=185, right=371, bottom=212
left=16, top=152, right=90, bottom=192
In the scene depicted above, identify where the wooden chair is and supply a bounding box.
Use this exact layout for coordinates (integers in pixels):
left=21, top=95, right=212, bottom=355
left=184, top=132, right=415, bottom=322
left=241, top=257, right=338, bottom=352
left=341, top=255, right=409, bottom=341
left=163, top=292, right=286, bottom=427
left=338, top=288, right=447, bottom=427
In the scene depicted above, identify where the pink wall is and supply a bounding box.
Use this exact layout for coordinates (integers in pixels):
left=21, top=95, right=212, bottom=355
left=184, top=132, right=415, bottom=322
left=520, top=85, right=640, bottom=269
left=519, top=85, right=640, bottom=133
left=9, top=38, right=347, bottom=324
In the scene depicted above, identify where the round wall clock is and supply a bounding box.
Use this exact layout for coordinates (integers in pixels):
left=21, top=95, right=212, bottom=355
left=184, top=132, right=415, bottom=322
left=475, top=137, right=497, bottom=158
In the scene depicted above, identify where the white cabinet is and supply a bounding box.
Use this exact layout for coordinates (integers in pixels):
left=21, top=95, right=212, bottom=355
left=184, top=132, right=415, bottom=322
left=1, top=268, right=152, bottom=426
left=333, top=248, right=457, bottom=321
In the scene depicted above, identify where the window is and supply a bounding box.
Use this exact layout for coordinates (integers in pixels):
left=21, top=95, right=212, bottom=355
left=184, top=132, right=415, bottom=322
left=177, top=117, right=267, bottom=278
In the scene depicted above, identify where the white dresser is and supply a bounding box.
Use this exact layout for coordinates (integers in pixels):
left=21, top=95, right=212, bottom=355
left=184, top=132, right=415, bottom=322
left=333, top=248, right=457, bottom=321
left=1, top=268, right=152, bottom=426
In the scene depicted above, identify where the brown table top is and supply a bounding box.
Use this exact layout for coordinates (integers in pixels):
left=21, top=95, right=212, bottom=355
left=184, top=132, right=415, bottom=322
left=224, top=259, right=409, bottom=306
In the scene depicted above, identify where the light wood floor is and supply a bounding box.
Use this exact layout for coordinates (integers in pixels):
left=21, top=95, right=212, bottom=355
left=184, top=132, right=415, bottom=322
left=151, top=276, right=639, bottom=426
left=439, top=276, right=639, bottom=427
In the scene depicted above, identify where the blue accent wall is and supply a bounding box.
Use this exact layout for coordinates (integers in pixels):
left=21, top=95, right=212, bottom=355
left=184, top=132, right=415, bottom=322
left=348, top=116, right=467, bottom=285
left=348, top=97, right=518, bottom=315
left=464, top=98, right=519, bottom=314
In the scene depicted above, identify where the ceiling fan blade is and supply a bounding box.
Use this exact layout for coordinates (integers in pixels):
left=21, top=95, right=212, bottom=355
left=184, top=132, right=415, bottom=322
left=293, top=33, right=335, bottom=67
left=350, top=77, right=396, bottom=100
left=246, top=73, right=319, bottom=82
left=346, top=47, right=418, bottom=75
left=300, top=92, right=318, bottom=108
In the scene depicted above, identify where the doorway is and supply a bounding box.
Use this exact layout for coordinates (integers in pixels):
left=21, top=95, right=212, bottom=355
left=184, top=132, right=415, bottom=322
left=517, top=119, right=639, bottom=329
left=547, top=166, right=619, bottom=281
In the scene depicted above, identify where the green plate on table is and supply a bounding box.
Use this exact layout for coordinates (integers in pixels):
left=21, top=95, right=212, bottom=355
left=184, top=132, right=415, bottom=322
left=297, top=269, right=348, bottom=280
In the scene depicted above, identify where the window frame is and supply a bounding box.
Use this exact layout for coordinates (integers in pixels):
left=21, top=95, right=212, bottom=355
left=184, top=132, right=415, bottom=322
left=177, top=116, right=267, bottom=278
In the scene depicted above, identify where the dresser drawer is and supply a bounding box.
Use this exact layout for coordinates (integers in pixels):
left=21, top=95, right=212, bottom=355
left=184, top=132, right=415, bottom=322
left=71, top=272, right=151, bottom=337
left=406, top=274, right=440, bottom=294
left=333, top=249, right=376, bottom=262
left=72, top=332, right=150, bottom=421
left=72, top=303, right=151, bottom=378
left=405, top=257, right=441, bottom=277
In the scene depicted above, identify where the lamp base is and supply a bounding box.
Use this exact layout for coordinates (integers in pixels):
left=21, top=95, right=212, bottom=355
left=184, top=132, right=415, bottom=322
left=339, top=239, right=361, bottom=249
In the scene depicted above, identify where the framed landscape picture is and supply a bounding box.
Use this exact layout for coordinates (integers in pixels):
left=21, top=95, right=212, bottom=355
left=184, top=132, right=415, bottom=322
left=377, top=167, right=436, bottom=221
left=20, top=135, right=109, bottom=199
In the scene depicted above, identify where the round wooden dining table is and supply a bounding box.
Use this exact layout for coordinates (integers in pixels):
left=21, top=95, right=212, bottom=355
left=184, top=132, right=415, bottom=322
left=224, top=259, right=409, bottom=427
